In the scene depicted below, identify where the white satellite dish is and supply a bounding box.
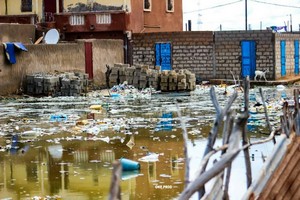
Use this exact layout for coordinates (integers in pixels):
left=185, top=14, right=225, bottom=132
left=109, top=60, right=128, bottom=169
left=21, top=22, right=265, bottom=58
left=44, top=29, right=60, bottom=44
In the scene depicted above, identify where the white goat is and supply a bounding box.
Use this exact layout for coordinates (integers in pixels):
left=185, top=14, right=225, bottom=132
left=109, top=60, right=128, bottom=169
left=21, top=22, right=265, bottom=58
left=254, top=69, right=269, bottom=81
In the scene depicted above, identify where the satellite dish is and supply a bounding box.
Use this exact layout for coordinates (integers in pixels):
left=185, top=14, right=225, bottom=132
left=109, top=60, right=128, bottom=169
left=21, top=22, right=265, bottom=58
left=44, top=29, right=60, bottom=44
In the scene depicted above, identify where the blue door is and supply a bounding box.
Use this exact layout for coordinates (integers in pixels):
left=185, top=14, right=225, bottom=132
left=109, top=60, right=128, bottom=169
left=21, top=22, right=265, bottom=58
left=155, top=43, right=171, bottom=70
left=241, top=40, right=256, bottom=79
left=281, top=40, right=286, bottom=76
left=294, top=40, right=299, bottom=75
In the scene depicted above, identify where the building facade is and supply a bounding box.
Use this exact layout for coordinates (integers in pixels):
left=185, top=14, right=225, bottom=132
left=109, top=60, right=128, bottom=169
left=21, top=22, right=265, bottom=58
left=132, top=30, right=300, bottom=81
left=0, top=0, right=183, bottom=38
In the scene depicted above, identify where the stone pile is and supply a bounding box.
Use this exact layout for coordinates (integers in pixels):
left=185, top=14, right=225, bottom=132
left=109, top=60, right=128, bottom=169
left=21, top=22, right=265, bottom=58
left=25, top=72, right=89, bottom=96
left=108, top=63, right=196, bottom=92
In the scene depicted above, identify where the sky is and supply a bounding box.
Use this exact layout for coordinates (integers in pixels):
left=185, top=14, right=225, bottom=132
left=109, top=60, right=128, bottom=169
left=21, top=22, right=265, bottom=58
left=183, top=0, right=300, bottom=31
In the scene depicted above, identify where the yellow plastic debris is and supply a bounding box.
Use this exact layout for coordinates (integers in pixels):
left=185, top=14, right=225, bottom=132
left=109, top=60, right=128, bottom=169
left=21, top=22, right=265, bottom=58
left=76, top=120, right=89, bottom=126
left=89, top=105, right=102, bottom=110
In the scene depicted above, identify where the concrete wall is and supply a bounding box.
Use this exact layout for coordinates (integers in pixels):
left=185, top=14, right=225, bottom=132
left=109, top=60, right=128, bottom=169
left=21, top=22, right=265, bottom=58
left=0, top=43, right=85, bottom=95
left=0, top=23, right=36, bottom=44
left=92, top=39, right=124, bottom=86
left=274, top=33, right=300, bottom=79
left=0, top=39, right=124, bottom=95
left=143, top=0, right=183, bottom=33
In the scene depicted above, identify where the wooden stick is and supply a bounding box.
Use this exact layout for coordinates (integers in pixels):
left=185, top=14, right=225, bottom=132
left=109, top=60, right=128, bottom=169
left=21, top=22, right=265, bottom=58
left=109, top=160, right=122, bottom=200
left=242, top=77, right=252, bottom=188
left=222, top=111, right=235, bottom=199
left=179, top=147, right=241, bottom=200
left=259, top=88, right=276, bottom=144
left=179, top=127, right=276, bottom=200
left=282, top=102, right=290, bottom=137
left=198, top=87, right=237, bottom=197
left=294, top=89, right=300, bottom=136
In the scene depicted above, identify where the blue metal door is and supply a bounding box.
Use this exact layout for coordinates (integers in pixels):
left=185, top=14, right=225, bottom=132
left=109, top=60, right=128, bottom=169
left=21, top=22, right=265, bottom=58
left=155, top=43, right=171, bottom=70
left=294, top=40, right=299, bottom=75
left=241, top=40, right=256, bottom=79
left=281, top=40, right=286, bottom=76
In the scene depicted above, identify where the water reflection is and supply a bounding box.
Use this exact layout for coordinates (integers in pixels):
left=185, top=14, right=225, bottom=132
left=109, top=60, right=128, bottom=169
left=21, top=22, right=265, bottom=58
left=0, top=127, right=185, bottom=199
left=0, top=86, right=296, bottom=199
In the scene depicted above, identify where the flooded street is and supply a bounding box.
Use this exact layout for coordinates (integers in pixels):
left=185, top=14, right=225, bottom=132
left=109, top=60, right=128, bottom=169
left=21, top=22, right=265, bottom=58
left=0, top=85, right=294, bottom=199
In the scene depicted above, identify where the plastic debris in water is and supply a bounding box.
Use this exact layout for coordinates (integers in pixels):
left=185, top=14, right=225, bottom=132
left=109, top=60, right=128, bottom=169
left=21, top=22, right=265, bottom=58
left=138, top=152, right=159, bottom=162
left=50, top=114, right=68, bottom=122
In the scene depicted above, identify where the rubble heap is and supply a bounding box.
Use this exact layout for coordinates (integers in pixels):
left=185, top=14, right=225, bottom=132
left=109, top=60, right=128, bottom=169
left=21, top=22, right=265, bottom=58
left=25, top=72, right=89, bottom=96
left=108, top=63, right=196, bottom=92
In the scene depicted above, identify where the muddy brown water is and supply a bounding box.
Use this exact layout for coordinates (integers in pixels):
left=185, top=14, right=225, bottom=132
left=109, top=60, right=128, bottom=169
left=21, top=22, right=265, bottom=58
left=0, top=86, right=294, bottom=199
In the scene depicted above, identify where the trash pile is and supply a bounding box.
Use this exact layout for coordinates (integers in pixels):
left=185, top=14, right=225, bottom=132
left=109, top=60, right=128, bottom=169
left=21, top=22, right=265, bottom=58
left=25, top=72, right=89, bottom=96
left=108, top=63, right=196, bottom=92
left=109, top=82, right=154, bottom=100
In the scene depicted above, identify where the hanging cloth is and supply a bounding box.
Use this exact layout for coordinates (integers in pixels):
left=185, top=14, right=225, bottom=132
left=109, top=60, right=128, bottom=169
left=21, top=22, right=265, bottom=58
left=3, top=42, right=28, bottom=64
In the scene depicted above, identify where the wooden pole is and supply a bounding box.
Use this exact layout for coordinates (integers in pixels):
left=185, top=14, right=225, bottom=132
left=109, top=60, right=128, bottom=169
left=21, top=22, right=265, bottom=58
left=222, top=111, right=235, bottom=200
left=242, top=77, right=252, bottom=188
left=198, top=87, right=237, bottom=198
left=259, top=88, right=276, bottom=144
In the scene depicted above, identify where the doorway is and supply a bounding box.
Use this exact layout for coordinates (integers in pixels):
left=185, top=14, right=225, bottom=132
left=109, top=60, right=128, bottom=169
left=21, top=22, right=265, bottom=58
left=280, top=40, right=286, bottom=76
left=155, top=42, right=172, bottom=71
left=44, top=0, right=63, bottom=22
left=241, top=40, right=256, bottom=79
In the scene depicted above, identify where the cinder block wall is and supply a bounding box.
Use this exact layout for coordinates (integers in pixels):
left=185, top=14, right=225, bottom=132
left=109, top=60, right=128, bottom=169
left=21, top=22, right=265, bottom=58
left=132, top=30, right=280, bottom=81
left=132, top=31, right=214, bottom=80
left=214, top=30, right=275, bottom=80
left=274, top=33, right=300, bottom=79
